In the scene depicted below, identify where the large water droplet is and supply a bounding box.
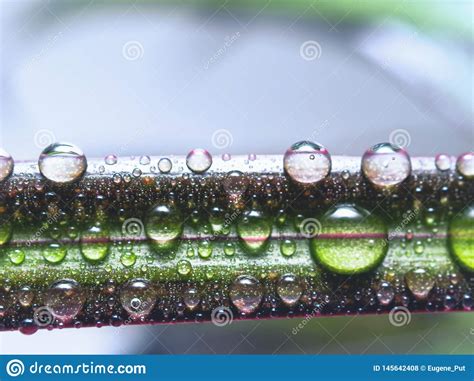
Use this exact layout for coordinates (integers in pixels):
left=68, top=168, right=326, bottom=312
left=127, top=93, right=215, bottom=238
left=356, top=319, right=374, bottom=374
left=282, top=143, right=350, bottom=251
left=158, top=158, right=172, bottom=173
left=435, top=154, right=451, bottom=171
left=229, top=275, right=263, bottom=314
left=448, top=205, right=474, bottom=272
left=283, top=141, right=331, bottom=184
left=176, top=259, right=192, bottom=275
left=8, top=249, right=24, bottom=265
left=80, top=223, right=110, bottom=262
left=43, top=242, right=67, bottom=264
left=186, top=149, right=212, bottom=173
left=237, top=209, right=272, bottom=253
left=119, top=279, right=156, bottom=316
left=361, top=143, right=411, bottom=187
left=456, top=152, right=474, bottom=179
left=145, top=204, right=183, bottom=251
left=405, top=268, right=435, bottom=300
left=276, top=274, right=303, bottom=306
left=38, top=143, right=87, bottom=183
left=0, top=149, right=14, bottom=182
left=45, top=279, right=85, bottom=320
left=310, top=204, right=388, bottom=274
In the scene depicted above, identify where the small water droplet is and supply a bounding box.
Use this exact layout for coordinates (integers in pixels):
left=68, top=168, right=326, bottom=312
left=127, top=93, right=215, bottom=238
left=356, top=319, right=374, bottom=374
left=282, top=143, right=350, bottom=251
left=8, top=248, right=24, bottom=265
left=139, top=155, right=151, bottom=165
left=186, top=149, right=212, bottom=173
left=414, top=241, right=424, bottom=254
left=18, top=286, right=34, bottom=307
left=0, top=148, right=14, bottom=182
left=176, top=260, right=192, bottom=275
left=456, top=152, right=474, bottom=179
left=120, top=251, right=136, bottom=267
left=405, top=268, right=434, bottom=300
left=376, top=281, right=394, bottom=306
left=283, top=141, right=331, bottom=184
left=43, top=242, right=67, bottom=264
left=280, top=239, right=296, bottom=257
left=224, top=242, right=235, bottom=256
left=276, top=274, right=303, bottom=306
left=435, top=154, right=451, bottom=171
left=145, top=205, right=183, bottom=252
left=183, top=287, right=200, bottom=310
left=222, top=153, right=231, bottom=161
left=80, top=223, right=110, bottom=261
left=198, top=240, right=212, bottom=259
left=38, top=143, right=87, bottom=183
left=361, top=143, right=411, bottom=187
left=237, top=209, right=272, bottom=253
left=105, top=154, right=117, bottom=165
left=158, top=158, right=172, bottom=173
left=229, top=275, right=263, bottom=314
left=119, top=279, right=156, bottom=317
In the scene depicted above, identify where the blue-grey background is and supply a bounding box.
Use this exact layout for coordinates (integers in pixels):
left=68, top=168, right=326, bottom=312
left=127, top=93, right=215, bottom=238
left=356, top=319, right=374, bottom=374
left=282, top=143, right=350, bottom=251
left=0, top=0, right=472, bottom=354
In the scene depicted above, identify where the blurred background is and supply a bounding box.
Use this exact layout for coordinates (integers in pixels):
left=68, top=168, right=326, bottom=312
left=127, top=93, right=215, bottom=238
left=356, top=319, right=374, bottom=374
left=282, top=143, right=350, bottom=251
left=0, top=0, right=472, bottom=354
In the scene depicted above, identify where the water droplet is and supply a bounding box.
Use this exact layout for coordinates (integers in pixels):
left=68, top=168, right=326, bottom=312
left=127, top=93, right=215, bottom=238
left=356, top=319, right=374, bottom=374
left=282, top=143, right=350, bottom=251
left=222, top=153, right=231, bottom=161
left=177, top=260, right=192, bottom=275
left=376, top=281, right=394, bottom=306
left=224, top=242, right=235, bottom=256
left=414, top=241, right=424, bottom=254
left=43, top=242, right=67, bottom=264
left=139, top=155, right=150, bottom=165
left=229, top=275, right=263, bottom=314
left=145, top=204, right=183, bottom=252
left=183, top=287, right=200, bottom=310
left=132, top=168, right=142, bottom=177
left=276, top=274, right=303, bottom=306
left=80, top=223, right=110, bottom=262
left=237, top=209, right=272, bottom=253
left=45, top=279, right=85, bottom=320
left=443, top=294, right=457, bottom=310
left=456, top=152, right=474, bottom=179
left=283, top=141, right=331, bottom=184
left=105, top=154, right=117, bottom=165
left=120, top=251, right=136, bottom=267
left=405, top=268, right=435, bottom=300
left=197, top=240, right=212, bottom=259
left=448, top=205, right=474, bottom=271
left=38, top=142, right=87, bottom=183
left=310, top=204, right=388, bottom=274
left=119, top=279, right=156, bottom=317
left=0, top=148, right=14, bottom=182
left=280, top=239, right=296, bottom=257
left=248, top=153, right=256, bottom=161
left=186, top=149, right=212, bottom=173
left=361, top=143, right=411, bottom=187
left=18, top=286, right=34, bottom=307
left=8, top=248, right=24, bottom=265
left=435, top=154, right=451, bottom=171
left=158, top=158, right=172, bottom=173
